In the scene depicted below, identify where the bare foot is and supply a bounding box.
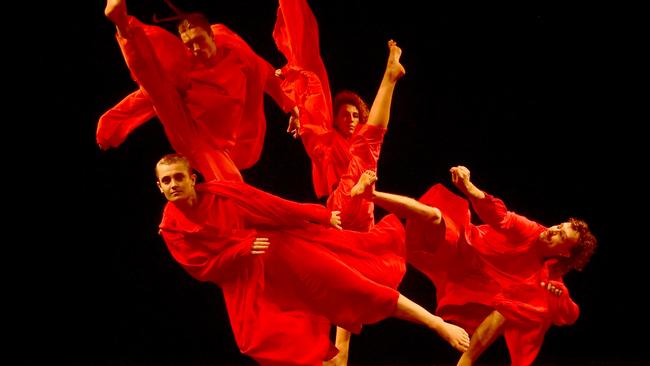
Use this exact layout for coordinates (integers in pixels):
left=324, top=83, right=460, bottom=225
left=350, top=170, right=377, bottom=198
left=385, top=39, right=406, bottom=82
left=456, top=353, right=473, bottom=366
left=323, top=351, right=348, bottom=366
left=437, top=321, right=470, bottom=353
left=105, top=0, right=129, bottom=33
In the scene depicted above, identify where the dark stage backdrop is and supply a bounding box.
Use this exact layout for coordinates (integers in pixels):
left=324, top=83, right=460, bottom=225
left=27, top=1, right=645, bottom=365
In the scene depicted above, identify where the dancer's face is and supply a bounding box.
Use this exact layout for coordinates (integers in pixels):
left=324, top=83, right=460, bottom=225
left=180, top=27, right=217, bottom=64
left=538, top=222, right=580, bottom=257
left=156, top=162, right=197, bottom=204
left=334, top=103, right=360, bottom=138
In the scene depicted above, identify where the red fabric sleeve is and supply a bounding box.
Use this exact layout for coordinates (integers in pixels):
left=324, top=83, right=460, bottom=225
left=471, top=193, right=542, bottom=242
left=273, top=0, right=342, bottom=198
left=96, top=88, right=154, bottom=148
left=546, top=280, right=580, bottom=325
left=160, top=228, right=255, bottom=284
left=200, top=182, right=331, bottom=227
left=274, top=0, right=333, bottom=120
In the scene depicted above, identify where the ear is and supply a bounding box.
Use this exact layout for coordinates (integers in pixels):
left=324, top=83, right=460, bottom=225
left=191, top=173, right=197, bottom=186
left=157, top=181, right=164, bottom=193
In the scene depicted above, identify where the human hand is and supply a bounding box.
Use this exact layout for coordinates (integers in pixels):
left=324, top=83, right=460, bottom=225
left=450, top=165, right=471, bottom=190
left=450, top=165, right=471, bottom=196
left=287, top=106, right=300, bottom=139
left=450, top=165, right=484, bottom=199
left=251, top=237, right=270, bottom=255
left=330, top=211, right=342, bottom=230
left=541, top=281, right=564, bottom=297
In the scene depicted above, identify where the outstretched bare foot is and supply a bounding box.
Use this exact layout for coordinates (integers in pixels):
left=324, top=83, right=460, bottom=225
left=105, top=0, right=129, bottom=34
left=385, top=39, right=406, bottom=82
left=350, top=170, right=377, bottom=199
left=436, top=321, right=470, bottom=353
left=322, top=351, right=348, bottom=366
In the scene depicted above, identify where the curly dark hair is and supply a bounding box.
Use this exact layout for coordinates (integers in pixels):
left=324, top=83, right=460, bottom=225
left=554, top=217, right=597, bottom=274
left=333, top=90, right=369, bottom=125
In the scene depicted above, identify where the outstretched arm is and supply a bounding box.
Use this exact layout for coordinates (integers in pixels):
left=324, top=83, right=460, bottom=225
left=450, top=165, right=485, bottom=200
left=451, top=165, right=541, bottom=238
left=203, top=181, right=332, bottom=227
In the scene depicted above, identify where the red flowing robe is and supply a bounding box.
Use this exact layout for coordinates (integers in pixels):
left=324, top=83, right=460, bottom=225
left=273, top=0, right=386, bottom=232
left=159, top=181, right=406, bottom=365
left=405, top=184, right=580, bottom=366
left=97, top=19, right=294, bottom=181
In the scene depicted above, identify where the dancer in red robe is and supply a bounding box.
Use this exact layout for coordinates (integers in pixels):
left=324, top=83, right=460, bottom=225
left=274, top=0, right=404, bottom=233
left=99, top=0, right=297, bottom=181
left=352, top=166, right=597, bottom=366
left=153, top=153, right=470, bottom=365
left=273, top=2, right=406, bottom=361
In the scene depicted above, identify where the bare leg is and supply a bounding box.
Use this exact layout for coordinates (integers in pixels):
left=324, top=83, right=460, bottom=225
left=374, top=189, right=442, bottom=223
left=393, top=294, right=470, bottom=353
left=457, top=310, right=506, bottom=366
left=366, top=40, right=406, bottom=129
left=330, top=42, right=406, bottom=362
left=323, top=327, right=351, bottom=366
left=105, top=0, right=130, bottom=36
left=350, top=170, right=377, bottom=198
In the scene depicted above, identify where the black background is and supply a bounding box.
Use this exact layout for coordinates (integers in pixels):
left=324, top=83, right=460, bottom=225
left=25, top=0, right=645, bottom=365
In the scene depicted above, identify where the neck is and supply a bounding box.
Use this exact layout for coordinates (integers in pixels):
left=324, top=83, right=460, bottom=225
left=173, top=192, right=198, bottom=211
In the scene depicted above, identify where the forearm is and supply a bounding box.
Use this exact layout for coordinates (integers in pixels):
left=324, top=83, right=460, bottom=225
left=462, top=181, right=485, bottom=200
left=373, top=190, right=441, bottom=223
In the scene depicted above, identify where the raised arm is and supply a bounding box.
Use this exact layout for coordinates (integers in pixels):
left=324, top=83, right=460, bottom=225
left=450, top=165, right=540, bottom=237
left=450, top=165, right=485, bottom=200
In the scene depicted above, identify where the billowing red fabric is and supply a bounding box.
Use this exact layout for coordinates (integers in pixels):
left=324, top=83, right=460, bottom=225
left=96, top=89, right=154, bottom=149
left=273, top=0, right=333, bottom=126
left=159, top=181, right=405, bottom=365
left=97, top=20, right=293, bottom=180
left=273, top=0, right=386, bottom=233
left=406, top=184, right=580, bottom=366
left=273, top=0, right=335, bottom=198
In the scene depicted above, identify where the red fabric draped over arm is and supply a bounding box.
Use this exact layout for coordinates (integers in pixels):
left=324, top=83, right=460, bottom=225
left=199, top=181, right=331, bottom=228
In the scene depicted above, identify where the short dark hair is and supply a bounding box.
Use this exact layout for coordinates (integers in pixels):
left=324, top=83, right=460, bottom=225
left=155, top=154, right=192, bottom=180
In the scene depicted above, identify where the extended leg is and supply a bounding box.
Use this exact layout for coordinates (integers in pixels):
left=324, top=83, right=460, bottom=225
left=457, top=310, right=506, bottom=366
